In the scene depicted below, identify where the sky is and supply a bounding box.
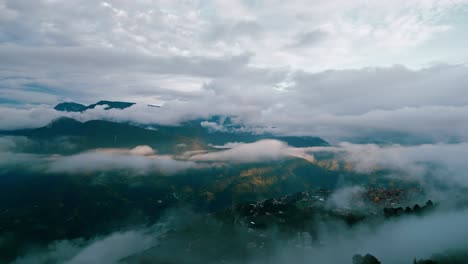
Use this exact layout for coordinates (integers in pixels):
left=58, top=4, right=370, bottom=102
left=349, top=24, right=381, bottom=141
left=1, top=0, right=468, bottom=141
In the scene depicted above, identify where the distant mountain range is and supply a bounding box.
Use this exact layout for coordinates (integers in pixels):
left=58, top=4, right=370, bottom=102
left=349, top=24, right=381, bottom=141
left=51, top=101, right=446, bottom=146
left=1, top=115, right=328, bottom=154
left=0, top=100, right=329, bottom=153
left=54, top=100, right=136, bottom=112
left=1, top=117, right=190, bottom=153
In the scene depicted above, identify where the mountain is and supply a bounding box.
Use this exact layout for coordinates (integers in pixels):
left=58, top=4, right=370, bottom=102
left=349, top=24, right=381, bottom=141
left=87, top=100, right=135, bottom=110
left=44, top=116, right=83, bottom=131
left=1, top=117, right=190, bottom=153
left=1, top=116, right=328, bottom=154
left=342, top=129, right=457, bottom=145
left=54, top=102, right=87, bottom=112
left=54, top=100, right=135, bottom=112
left=51, top=101, right=328, bottom=147
left=153, top=117, right=329, bottom=148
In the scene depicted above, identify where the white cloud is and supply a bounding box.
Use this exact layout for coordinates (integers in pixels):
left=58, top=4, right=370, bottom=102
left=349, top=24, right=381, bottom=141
left=128, top=145, right=155, bottom=156
left=48, top=151, right=197, bottom=175
left=12, top=229, right=158, bottom=264
left=200, top=121, right=226, bottom=132
left=65, top=230, right=155, bottom=264
left=0, top=104, right=63, bottom=130
left=187, top=139, right=315, bottom=163
left=326, top=186, right=366, bottom=210
left=0, top=144, right=199, bottom=175
left=266, top=208, right=468, bottom=264
left=2, top=63, right=468, bottom=145
left=306, top=142, right=468, bottom=188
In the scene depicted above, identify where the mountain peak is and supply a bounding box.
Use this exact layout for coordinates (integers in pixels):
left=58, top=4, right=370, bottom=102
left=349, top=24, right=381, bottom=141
left=54, top=100, right=135, bottom=112
left=88, top=100, right=135, bottom=110
left=45, top=117, right=82, bottom=129
left=54, top=102, right=87, bottom=112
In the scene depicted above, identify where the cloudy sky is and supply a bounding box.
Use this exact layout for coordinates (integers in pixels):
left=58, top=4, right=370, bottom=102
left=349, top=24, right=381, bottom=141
left=1, top=0, right=468, bottom=140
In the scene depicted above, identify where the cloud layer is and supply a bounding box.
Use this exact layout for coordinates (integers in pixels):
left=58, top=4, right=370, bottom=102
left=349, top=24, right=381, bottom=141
left=305, top=142, right=468, bottom=191
left=1, top=0, right=468, bottom=143
left=1, top=64, right=468, bottom=144
left=0, top=144, right=199, bottom=175
left=187, top=139, right=315, bottom=163
left=12, top=206, right=468, bottom=264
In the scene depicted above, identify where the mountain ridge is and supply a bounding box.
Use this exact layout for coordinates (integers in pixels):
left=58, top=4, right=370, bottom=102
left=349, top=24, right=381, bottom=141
left=54, top=100, right=136, bottom=112
left=0, top=117, right=329, bottom=154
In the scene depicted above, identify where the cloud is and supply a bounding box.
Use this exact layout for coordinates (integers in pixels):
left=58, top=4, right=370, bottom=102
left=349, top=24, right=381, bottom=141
left=12, top=229, right=158, bottom=264
left=2, top=63, right=468, bottom=145
left=128, top=145, right=155, bottom=156
left=65, top=230, right=155, bottom=264
left=0, top=104, right=63, bottom=130
left=287, top=30, right=328, bottom=48
left=200, top=121, right=227, bottom=132
left=261, top=207, right=468, bottom=264
left=14, top=206, right=468, bottom=264
left=0, top=151, right=45, bottom=172
left=1, top=0, right=465, bottom=69
left=205, top=20, right=263, bottom=42
left=48, top=148, right=198, bottom=175
left=0, top=136, right=32, bottom=151
left=10, top=209, right=194, bottom=264
left=0, top=144, right=199, bottom=175
left=0, top=0, right=467, bottom=124
left=306, top=142, right=468, bottom=189
left=326, top=186, right=366, bottom=210
left=187, top=139, right=315, bottom=163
